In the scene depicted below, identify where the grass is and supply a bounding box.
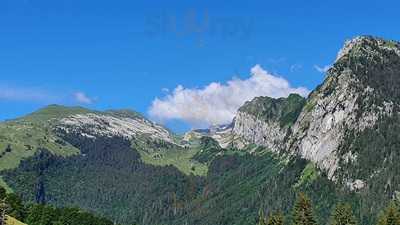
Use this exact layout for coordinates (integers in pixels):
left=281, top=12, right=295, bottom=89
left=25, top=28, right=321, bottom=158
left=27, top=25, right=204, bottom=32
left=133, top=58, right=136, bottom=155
left=6, top=216, right=26, bottom=225
left=304, top=101, right=317, bottom=112
left=294, top=162, right=318, bottom=188
left=0, top=120, right=79, bottom=171
left=0, top=176, right=13, bottom=193
left=0, top=105, right=94, bottom=170
left=22, top=104, right=92, bottom=123
left=384, top=41, right=397, bottom=49
left=138, top=147, right=208, bottom=176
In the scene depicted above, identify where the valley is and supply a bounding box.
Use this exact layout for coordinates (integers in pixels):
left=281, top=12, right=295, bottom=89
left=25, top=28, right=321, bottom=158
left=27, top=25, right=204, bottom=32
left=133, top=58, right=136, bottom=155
left=1, top=36, right=400, bottom=225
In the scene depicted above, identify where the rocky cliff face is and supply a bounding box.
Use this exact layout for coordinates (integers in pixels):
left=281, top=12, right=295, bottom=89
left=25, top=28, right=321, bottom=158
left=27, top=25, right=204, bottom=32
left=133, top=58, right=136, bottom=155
left=184, top=123, right=245, bottom=149
left=210, top=36, right=400, bottom=185
left=288, top=36, right=398, bottom=179
left=233, top=94, right=306, bottom=152
left=55, top=112, right=176, bottom=143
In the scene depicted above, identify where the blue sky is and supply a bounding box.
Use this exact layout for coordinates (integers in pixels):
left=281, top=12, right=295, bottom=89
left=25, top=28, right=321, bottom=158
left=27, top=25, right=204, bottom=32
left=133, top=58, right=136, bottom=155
left=1, top=0, right=400, bottom=133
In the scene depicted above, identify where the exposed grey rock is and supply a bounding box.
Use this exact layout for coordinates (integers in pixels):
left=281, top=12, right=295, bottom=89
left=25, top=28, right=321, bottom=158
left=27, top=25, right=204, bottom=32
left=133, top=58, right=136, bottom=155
left=56, top=113, right=176, bottom=144
left=202, top=36, right=400, bottom=186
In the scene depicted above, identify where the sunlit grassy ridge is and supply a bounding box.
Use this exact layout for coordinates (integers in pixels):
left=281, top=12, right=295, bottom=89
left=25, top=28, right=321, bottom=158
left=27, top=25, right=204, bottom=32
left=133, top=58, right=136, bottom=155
left=0, top=105, right=86, bottom=171
left=6, top=216, right=27, bottom=225
left=138, top=147, right=208, bottom=176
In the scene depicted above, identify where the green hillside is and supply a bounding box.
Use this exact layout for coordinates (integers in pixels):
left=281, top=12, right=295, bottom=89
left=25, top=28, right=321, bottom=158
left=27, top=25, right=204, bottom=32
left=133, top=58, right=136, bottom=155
left=0, top=105, right=87, bottom=171
left=6, top=216, right=26, bottom=225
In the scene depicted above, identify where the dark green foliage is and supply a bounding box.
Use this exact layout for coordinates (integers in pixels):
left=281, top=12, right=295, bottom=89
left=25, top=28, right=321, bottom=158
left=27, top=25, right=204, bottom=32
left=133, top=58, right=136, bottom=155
left=2, top=134, right=204, bottom=225
left=0, top=187, right=5, bottom=200
left=0, top=129, right=395, bottom=225
left=344, top=38, right=400, bottom=106
left=258, top=210, right=267, bottom=225
left=25, top=205, right=113, bottom=225
left=5, top=193, right=25, bottom=220
left=0, top=198, right=7, bottom=225
left=266, top=213, right=284, bottom=225
left=2, top=142, right=363, bottom=225
left=0, top=185, right=114, bottom=225
left=239, top=94, right=306, bottom=127
left=377, top=203, right=400, bottom=225
left=335, top=112, right=400, bottom=225
left=192, top=137, right=222, bottom=163
left=279, top=94, right=308, bottom=127
left=4, top=145, right=11, bottom=153
left=291, top=193, right=317, bottom=225
left=330, top=203, right=357, bottom=225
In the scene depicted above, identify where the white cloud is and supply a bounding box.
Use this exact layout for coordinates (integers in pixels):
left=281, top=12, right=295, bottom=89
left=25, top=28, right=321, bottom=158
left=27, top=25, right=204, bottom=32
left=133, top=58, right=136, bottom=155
left=0, top=85, right=56, bottom=102
left=74, top=92, right=93, bottom=104
left=314, top=65, right=331, bottom=73
left=0, top=85, right=95, bottom=105
left=149, top=64, right=310, bottom=127
left=290, top=63, right=303, bottom=72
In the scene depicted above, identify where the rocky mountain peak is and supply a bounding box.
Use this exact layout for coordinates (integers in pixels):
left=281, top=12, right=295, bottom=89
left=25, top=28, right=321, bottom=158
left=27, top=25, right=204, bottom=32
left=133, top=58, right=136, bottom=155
left=55, top=112, right=176, bottom=144
left=207, top=36, right=400, bottom=184
left=336, top=36, right=400, bottom=61
left=285, top=36, right=400, bottom=179
left=332, top=36, right=400, bottom=102
left=238, top=93, right=306, bottom=127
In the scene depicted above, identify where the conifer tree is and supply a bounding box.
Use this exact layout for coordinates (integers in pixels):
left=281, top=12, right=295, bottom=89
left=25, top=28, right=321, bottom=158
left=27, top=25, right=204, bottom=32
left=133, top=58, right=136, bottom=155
left=267, top=212, right=284, bottom=225
left=377, top=202, right=400, bottom=225
left=258, top=209, right=267, bottom=225
left=292, top=193, right=317, bottom=225
left=0, top=199, right=8, bottom=225
left=330, top=203, right=357, bottom=225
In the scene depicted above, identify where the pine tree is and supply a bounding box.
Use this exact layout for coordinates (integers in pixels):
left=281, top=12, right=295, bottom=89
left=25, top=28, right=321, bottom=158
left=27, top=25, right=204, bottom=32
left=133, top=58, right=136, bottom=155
left=330, top=203, right=357, bottom=225
left=0, top=187, right=6, bottom=200
left=377, top=202, right=400, bottom=225
left=0, top=199, right=8, bottom=225
left=267, top=212, right=284, bottom=225
left=292, top=193, right=317, bottom=225
left=258, top=209, right=267, bottom=225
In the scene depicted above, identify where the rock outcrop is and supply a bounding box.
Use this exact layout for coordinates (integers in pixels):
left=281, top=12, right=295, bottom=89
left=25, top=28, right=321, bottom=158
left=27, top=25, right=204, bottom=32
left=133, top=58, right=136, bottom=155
left=233, top=94, right=306, bottom=152
left=55, top=111, right=177, bottom=144
left=201, top=36, right=400, bottom=182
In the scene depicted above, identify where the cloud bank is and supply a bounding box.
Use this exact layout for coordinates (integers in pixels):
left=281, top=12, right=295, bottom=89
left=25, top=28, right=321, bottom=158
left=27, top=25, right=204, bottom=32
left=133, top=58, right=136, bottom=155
left=149, top=65, right=310, bottom=127
left=314, top=65, right=331, bottom=73
left=0, top=85, right=57, bottom=102
left=0, top=84, right=95, bottom=106
left=74, top=92, right=94, bottom=104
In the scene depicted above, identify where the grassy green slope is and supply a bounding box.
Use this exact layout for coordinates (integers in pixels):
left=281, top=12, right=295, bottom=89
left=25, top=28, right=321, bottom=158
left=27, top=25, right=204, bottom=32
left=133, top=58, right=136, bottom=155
left=6, top=216, right=27, bottom=225
left=0, top=105, right=87, bottom=171
left=138, top=147, right=208, bottom=176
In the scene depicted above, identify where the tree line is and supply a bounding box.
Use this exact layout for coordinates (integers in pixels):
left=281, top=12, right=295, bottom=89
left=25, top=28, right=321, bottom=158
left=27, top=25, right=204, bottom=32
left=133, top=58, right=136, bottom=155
left=0, top=186, right=114, bottom=225
left=257, top=193, right=400, bottom=225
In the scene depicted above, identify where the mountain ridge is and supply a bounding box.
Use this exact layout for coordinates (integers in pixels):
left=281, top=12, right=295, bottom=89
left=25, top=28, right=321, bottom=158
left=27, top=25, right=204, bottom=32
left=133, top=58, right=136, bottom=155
left=1, top=35, right=400, bottom=225
left=193, top=35, right=400, bottom=185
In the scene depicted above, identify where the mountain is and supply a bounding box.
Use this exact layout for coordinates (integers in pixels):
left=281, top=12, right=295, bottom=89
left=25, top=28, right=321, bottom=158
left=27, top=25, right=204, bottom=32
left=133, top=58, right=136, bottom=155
left=203, top=36, right=400, bottom=183
left=1, top=36, right=400, bottom=225
left=287, top=36, right=400, bottom=182
left=233, top=93, right=306, bottom=150
left=180, top=36, right=400, bottom=224
left=0, top=104, right=180, bottom=172
left=186, top=93, right=307, bottom=150
left=0, top=105, right=207, bottom=224
left=208, top=36, right=400, bottom=187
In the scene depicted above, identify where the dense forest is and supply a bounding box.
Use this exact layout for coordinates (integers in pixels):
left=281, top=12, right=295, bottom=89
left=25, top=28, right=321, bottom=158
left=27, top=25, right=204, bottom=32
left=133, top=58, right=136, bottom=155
left=2, top=178, right=400, bottom=225
left=255, top=193, right=400, bottom=225
left=0, top=186, right=113, bottom=225
left=1, top=132, right=398, bottom=225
